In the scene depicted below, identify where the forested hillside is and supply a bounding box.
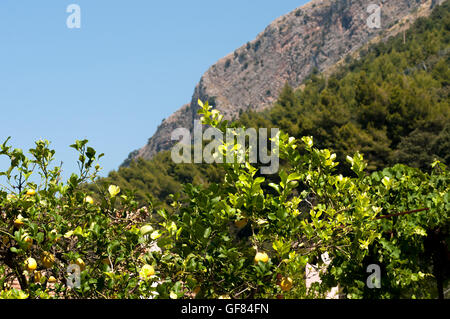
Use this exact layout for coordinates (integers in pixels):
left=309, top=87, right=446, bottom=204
left=126, top=0, right=434, bottom=163
left=98, top=1, right=449, bottom=205
left=240, top=3, right=449, bottom=172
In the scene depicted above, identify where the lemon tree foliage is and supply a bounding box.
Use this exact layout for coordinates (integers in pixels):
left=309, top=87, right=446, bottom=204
left=1, top=101, right=448, bottom=299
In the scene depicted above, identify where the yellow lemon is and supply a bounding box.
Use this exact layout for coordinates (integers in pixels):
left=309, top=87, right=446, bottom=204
left=42, top=252, right=55, bottom=269
left=75, top=258, right=86, bottom=271
left=14, top=219, right=24, bottom=228
left=14, top=215, right=25, bottom=228
left=169, top=291, right=178, bottom=299
left=254, top=252, right=269, bottom=263
left=84, top=196, right=94, bottom=205
left=280, top=277, right=293, bottom=292
left=34, top=271, right=45, bottom=283
left=26, top=189, right=36, bottom=196
left=23, top=235, right=33, bottom=249
left=48, top=276, right=57, bottom=283
left=139, top=264, right=155, bottom=280
left=25, top=257, right=37, bottom=271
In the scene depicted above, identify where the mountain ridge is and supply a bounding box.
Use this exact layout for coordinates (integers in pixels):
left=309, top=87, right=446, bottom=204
left=122, top=0, right=440, bottom=167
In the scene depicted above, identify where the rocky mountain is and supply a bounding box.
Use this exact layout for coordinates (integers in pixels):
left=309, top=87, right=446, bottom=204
left=123, top=0, right=441, bottom=166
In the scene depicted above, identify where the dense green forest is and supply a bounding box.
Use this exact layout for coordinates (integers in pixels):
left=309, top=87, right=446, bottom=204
left=97, top=1, right=449, bottom=206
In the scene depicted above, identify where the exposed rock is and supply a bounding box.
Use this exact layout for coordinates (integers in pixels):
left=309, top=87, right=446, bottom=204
left=123, top=0, right=437, bottom=165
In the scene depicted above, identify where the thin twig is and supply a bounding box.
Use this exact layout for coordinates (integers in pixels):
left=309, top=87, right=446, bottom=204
left=375, top=208, right=429, bottom=220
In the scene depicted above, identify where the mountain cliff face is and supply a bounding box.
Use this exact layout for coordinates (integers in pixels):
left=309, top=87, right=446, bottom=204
left=123, top=0, right=439, bottom=165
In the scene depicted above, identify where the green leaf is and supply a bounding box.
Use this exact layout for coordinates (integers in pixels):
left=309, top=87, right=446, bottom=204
left=36, top=232, right=45, bottom=244
left=254, top=177, right=265, bottom=185
left=268, top=183, right=281, bottom=194
left=150, top=230, right=162, bottom=240
left=287, top=172, right=301, bottom=183
left=204, top=227, right=212, bottom=239
left=86, top=147, right=96, bottom=159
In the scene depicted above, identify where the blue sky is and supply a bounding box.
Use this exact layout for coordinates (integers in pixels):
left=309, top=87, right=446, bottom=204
left=0, top=0, right=308, bottom=183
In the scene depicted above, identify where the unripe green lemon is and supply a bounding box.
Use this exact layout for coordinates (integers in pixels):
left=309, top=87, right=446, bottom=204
left=139, top=264, right=155, bottom=280
left=140, top=225, right=154, bottom=236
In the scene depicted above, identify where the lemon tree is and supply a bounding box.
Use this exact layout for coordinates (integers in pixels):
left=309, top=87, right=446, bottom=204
left=0, top=101, right=448, bottom=299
